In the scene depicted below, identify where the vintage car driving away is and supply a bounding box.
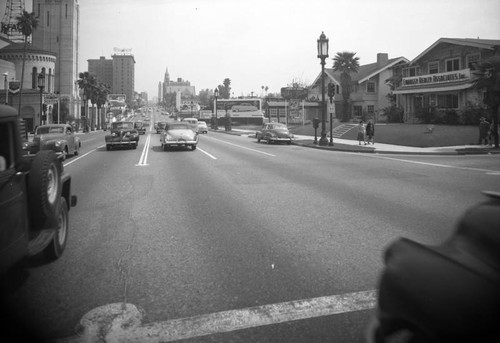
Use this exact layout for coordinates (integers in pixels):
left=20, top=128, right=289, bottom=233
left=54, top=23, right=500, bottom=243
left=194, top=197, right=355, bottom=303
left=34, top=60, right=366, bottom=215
left=256, top=122, right=294, bottom=144
left=160, top=122, right=198, bottom=151
left=105, top=121, right=140, bottom=150
left=156, top=121, right=167, bottom=134
left=0, top=105, right=77, bottom=275
left=197, top=121, right=208, bottom=134
left=134, top=121, right=146, bottom=135
left=23, top=123, right=81, bottom=160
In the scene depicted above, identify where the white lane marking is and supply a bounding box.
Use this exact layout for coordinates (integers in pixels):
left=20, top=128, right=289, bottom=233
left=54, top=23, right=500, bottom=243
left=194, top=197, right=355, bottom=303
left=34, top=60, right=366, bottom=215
left=206, top=136, right=276, bottom=157
left=197, top=147, right=217, bottom=160
left=63, top=146, right=104, bottom=167
left=70, top=290, right=376, bottom=343
left=361, top=154, right=500, bottom=174
left=136, top=134, right=151, bottom=166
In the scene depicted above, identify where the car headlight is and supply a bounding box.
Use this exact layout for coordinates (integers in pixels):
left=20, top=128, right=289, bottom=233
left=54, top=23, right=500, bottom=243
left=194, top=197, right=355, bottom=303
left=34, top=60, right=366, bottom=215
left=22, top=142, right=29, bottom=150
left=55, top=141, right=62, bottom=147
left=166, top=134, right=172, bottom=141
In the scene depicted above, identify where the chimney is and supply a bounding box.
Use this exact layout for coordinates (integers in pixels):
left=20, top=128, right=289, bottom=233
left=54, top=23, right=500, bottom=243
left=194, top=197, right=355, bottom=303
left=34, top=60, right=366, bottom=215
left=377, top=53, right=389, bottom=66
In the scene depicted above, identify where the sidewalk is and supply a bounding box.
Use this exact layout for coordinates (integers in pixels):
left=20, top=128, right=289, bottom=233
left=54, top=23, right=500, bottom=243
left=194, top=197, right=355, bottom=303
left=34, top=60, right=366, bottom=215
left=221, top=129, right=500, bottom=155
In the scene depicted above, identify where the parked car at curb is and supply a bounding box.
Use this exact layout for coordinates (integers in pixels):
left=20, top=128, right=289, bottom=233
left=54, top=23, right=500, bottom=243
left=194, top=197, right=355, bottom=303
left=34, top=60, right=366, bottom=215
left=197, top=121, right=208, bottom=134
left=160, top=122, right=198, bottom=151
left=105, top=121, right=139, bottom=150
left=0, top=104, right=77, bottom=275
left=22, top=124, right=81, bottom=160
left=256, top=122, right=294, bottom=144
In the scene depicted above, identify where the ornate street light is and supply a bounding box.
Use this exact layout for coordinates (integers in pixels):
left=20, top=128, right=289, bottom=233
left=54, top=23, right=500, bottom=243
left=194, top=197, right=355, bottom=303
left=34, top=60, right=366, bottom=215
left=317, top=31, right=329, bottom=146
left=213, top=87, right=219, bottom=130
left=38, top=73, right=45, bottom=126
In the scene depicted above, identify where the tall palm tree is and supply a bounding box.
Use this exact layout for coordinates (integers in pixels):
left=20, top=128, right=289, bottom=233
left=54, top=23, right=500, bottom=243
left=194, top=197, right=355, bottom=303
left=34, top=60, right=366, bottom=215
left=16, top=10, right=39, bottom=118
left=222, top=78, right=231, bottom=99
left=472, top=55, right=500, bottom=148
left=76, top=72, right=97, bottom=132
left=96, top=83, right=110, bottom=130
left=332, top=51, right=360, bottom=121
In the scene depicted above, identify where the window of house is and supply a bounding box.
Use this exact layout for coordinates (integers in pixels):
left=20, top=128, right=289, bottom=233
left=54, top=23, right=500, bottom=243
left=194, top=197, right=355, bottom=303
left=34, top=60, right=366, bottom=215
left=353, top=106, right=362, bottom=117
left=403, top=66, right=420, bottom=77
left=366, top=81, right=375, bottom=93
left=466, top=53, right=480, bottom=69
left=47, top=11, right=50, bottom=27
left=437, top=93, right=458, bottom=108
left=336, top=85, right=339, bottom=94
left=428, top=61, right=439, bottom=74
left=445, top=58, right=460, bottom=72
left=367, top=105, right=375, bottom=114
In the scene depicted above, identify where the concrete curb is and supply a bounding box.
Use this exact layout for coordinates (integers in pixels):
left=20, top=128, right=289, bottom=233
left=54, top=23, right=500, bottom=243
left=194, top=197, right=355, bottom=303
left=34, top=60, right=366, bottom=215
left=208, top=129, right=500, bottom=155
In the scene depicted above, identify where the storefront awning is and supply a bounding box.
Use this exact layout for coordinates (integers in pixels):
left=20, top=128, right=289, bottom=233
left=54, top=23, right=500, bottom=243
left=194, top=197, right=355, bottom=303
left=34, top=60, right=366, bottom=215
left=393, top=82, right=474, bottom=95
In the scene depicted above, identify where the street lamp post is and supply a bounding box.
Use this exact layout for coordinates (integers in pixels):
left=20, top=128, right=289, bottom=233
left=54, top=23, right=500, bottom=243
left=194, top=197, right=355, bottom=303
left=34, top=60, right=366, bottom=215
left=213, top=87, right=219, bottom=130
left=3, top=72, right=8, bottom=105
left=317, top=31, right=329, bottom=146
left=37, top=73, right=45, bottom=127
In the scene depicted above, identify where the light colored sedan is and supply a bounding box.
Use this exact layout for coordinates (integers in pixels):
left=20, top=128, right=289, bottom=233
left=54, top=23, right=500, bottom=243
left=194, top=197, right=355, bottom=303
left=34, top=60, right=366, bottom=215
left=197, top=121, right=208, bottom=134
left=23, top=124, right=81, bottom=160
left=160, top=122, right=198, bottom=151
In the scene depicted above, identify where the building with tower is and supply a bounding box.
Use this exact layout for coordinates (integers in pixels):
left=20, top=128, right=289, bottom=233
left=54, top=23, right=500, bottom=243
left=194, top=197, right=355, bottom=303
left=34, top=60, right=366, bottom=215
left=31, top=0, right=80, bottom=119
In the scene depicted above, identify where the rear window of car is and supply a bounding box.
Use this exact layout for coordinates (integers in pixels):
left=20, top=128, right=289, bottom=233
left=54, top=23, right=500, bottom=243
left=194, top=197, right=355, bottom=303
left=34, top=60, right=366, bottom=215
left=167, top=123, right=190, bottom=130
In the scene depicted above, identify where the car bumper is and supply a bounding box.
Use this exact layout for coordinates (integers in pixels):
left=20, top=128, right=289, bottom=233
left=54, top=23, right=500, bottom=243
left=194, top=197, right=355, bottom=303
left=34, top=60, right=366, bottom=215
left=270, top=137, right=293, bottom=142
left=163, top=140, right=198, bottom=146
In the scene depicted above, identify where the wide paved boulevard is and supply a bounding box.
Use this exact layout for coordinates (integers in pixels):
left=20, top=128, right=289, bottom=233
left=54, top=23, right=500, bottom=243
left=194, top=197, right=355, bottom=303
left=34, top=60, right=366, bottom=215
left=2, top=108, right=500, bottom=342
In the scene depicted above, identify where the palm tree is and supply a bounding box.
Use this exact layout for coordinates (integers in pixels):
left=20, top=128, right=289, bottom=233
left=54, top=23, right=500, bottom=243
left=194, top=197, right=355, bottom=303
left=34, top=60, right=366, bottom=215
left=76, top=72, right=97, bottom=132
left=472, top=55, right=500, bottom=148
left=96, top=83, right=110, bottom=130
left=332, top=51, right=360, bottom=121
left=222, top=78, right=231, bottom=99
left=16, top=10, right=39, bottom=119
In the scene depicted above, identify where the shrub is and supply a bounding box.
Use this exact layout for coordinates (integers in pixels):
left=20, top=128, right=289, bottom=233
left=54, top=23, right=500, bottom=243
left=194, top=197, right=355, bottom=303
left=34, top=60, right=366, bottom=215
left=462, top=103, right=487, bottom=125
left=381, top=105, right=405, bottom=123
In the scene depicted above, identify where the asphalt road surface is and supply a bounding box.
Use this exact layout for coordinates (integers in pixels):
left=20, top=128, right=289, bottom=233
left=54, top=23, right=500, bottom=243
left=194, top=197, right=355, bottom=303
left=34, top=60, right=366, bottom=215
left=2, top=110, right=499, bottom=342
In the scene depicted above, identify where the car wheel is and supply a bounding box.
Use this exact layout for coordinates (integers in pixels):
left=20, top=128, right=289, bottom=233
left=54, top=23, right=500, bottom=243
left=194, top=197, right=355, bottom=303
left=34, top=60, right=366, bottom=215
left=134, top=142, right=138, bottom=149
left=106, top=144, right=111, bottom=151
left=162, top=144, right=167, bottom=151
left=74, top=147, right=79, bottom=156
left=257, top=137, right=261, bottom=143
left=43, top=197, right=68, bottom=261
left=267, top=138, right=271, bottom=144
left=28, top=150, right=62, bottom=225
left=192, top=145, right=197, bottom=151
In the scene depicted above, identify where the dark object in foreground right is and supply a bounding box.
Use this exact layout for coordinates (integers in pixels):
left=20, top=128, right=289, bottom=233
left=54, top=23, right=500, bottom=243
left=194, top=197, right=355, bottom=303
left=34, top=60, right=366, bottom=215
left=367, top=191, right=500, bottom=343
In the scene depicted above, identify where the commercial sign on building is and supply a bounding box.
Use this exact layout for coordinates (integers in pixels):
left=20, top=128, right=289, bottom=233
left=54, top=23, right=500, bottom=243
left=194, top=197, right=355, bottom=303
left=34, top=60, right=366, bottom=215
left=402, top=69, right=471, bottom=87
left=44, top=93, right=59, bottom=104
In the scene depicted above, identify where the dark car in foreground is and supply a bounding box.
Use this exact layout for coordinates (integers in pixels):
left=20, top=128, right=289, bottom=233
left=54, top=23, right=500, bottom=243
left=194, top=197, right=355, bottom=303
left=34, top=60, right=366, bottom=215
left=0, top=105, right=77, bottom=276
left=105, top=121, right=139, bottom=150
left=256, top=122, right=294, bottom=144
left=160, top=122, right=198, bottom=151
left=22, top=124, right=81, bottom=160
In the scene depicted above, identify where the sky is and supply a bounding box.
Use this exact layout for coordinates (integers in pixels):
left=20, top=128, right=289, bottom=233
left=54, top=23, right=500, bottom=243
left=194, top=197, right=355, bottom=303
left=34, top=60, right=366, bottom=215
left=3, top=0, right=500, bottom=99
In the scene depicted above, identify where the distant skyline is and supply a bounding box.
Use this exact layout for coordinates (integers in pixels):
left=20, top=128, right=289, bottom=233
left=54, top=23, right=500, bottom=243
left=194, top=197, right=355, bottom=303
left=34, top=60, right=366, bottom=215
left=1, top=0, right=500, bottom=99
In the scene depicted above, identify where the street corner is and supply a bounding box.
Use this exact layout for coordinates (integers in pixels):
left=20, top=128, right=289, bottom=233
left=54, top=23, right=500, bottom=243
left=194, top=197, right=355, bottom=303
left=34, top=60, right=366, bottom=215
left=456, top=146, right=500, bottom=155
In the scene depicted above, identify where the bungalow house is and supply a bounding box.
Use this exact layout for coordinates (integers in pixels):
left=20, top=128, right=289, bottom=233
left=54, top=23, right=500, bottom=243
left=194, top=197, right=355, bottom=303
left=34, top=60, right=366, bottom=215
left=392, top=38, right=500, bottom=123
left=310, top=53, right=409, bottom=122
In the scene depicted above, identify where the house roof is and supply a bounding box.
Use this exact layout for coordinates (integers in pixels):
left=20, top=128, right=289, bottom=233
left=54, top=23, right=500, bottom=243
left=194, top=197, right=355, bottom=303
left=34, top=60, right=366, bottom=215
left=409, top=38, right=500, bottom=65
left=311, top=56, right=409, bottom=88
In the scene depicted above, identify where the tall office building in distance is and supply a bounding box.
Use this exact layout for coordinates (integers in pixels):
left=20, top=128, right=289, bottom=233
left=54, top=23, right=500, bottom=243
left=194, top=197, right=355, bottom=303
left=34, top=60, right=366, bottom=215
left=88, top=56, right=113, bottom=88
left=32, top=0, right=79, bottom=115
left=112, top=49, right=135, bottom=106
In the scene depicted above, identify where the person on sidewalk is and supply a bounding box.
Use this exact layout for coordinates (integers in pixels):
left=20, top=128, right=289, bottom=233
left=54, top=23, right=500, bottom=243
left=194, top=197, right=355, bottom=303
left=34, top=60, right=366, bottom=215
left=366, top=120, right=375, bottom=144
left=478, top=117, right=490, bottom=145
left=357, top=120, right=366, bottom=145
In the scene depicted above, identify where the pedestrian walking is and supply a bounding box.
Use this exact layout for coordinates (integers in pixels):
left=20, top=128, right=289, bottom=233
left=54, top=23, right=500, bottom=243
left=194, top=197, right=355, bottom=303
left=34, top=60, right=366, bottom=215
left=357, top=120, right=366, bottom=145
left=366, top=120, right=375, bottom=144
left=478, top=117, right=490, bottom=145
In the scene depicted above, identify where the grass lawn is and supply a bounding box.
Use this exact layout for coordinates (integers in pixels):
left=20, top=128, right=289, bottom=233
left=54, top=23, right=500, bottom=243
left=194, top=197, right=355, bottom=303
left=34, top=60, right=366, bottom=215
left=289, top=123, right=480, bottom=148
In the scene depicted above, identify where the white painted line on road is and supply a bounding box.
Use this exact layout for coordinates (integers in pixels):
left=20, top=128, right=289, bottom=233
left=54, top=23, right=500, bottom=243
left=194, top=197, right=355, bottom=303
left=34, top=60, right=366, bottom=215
left=206, top=136, right=276, bottom=157
left=362, top=154, right=500, bottom=174
left=69, top=290, right=376, bottom=342
left=197, top=147, right=217, bottom=159
left=63, top=146, right=104, bottom=167
left=136, top=134, right=151, bottom=166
